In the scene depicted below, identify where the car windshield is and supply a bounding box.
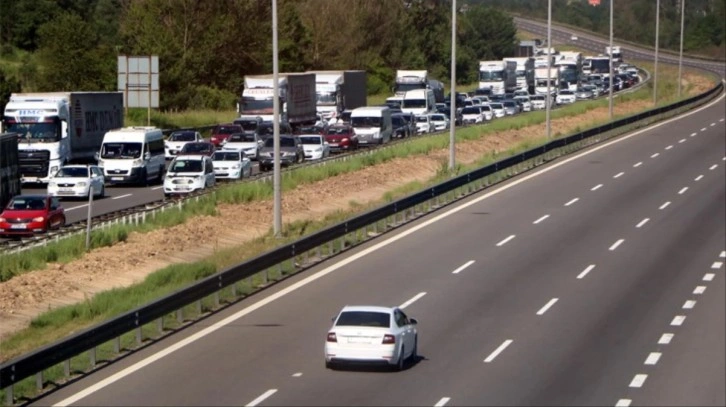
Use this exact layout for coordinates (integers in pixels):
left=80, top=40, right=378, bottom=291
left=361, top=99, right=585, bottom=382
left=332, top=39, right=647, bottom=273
left=480, top=106, right=492, bottom=111
left=461, top=107, right=480, bottom=115
left=392, top=117, right=406, bottom=126
left=299, top=136, right=321, bottom=145
left=403, top=99, right=427, bottom=108
left=431, top=115, right=444, bottom=121
left=234, top=120, right=259, bottom=131
left=228, top=134, right=256, bottom=142
left=213, top=151, right=241, bottom=161
left=101, top=142, right=142, bottom=159
left=264, top=137, right=296, bottom=147
left=351, top=116, right=381, bottom=128
left=480, top=70, right=504, bottom=81
left=335, top=311, right=391, bottom=328
left=327, top=127, right=351, bottom=135
left=170, top=132, right=196, bottom=142
left=296, top=126, right=322, bottom=134
left=415, top=116, right=428, bottom=122
left=169, top=159, right=203, bottom=173
left=504, top=101, right=516, bottom=107
left=55, top=167, right=89, bottom=178
left=490, top=103, right=503, bottom=109
left=182, top=143, right=211, bottom=153
left=7, top=197, right=46, bottom=210
left=560, top=90, right=573, bottom=95
left=215, top=126, right=240, bottom=135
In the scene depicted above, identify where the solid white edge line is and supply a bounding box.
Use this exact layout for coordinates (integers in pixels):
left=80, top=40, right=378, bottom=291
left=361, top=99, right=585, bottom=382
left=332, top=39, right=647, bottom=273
left=591, top=184, right=603, bottom=191
left=615, top=399, right=632, bottom=407
left=658, top=333, right=674, bottom=344
left=52, top=89, right=726, bottom=407
left=496, top=235, right=516, bottom=247
left=693, top=286, right=707, bottom=294
left=712, top=261, right=723, bottom=269
left=636, top=218, right=649, bottom=228
left=613, top=172, right=624, bottom=178
left=695, top=175, right=704, bottom=181
left=399, top=292, right=427, bottom=310
left=533, top=214, right=550, bottom=224
left=434, top=397, right=451, bottom=407
left=671, top=315, right=686, bottom=326
left=633, top=162, right=642, bottom=167
left=609, top=239, right=625, bottom=251
left=484, top=339, right=513, bottom=363
left=112, top=193, right=133, bottom=200
left=577, top=264, right=596, bottom=279
left=536, top=298, right=559, bottom=315
left=451, top=260, right=475, bottom=275
left=245, top=389, right=278, bottom=407
left=151, top=186, right=164, bottom=190
left=683, top=300, right=696, bottom=309
left=678, top=187, right=688, bottom=194
left=564, top=198, right=579, bottom=206
left=644, top=352, right=662, bottom=365
left=659, top=201, right=671, bottom=210
left=703, top=273, right=715, bottom=281
left=651, top=152, right=660, bottom=158
left=629, top=374, right=648, bottom=388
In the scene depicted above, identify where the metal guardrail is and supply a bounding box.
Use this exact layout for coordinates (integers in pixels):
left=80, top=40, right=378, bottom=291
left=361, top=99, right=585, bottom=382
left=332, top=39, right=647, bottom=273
left=1, top=73, right=721, bottom=404
left=0, top=71, right=650, bottom=255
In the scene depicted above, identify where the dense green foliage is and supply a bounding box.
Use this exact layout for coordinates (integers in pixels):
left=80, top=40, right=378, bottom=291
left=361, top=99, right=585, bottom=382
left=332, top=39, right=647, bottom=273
left=0, top=0, right=517, bottom=111
left=472, top=0, right=726, bottom=57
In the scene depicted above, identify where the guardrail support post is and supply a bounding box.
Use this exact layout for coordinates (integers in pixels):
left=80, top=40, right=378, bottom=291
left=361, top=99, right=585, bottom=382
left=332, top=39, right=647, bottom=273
left=5, top=384, right=12, bottom=406
left=89, top=347, right=96, bottom=368
left=114, top=336, right=120, bottom=354
left=196, top=300, right=202, bottom=315
left=136, top=327, right=142, bottom=346
left=277, top=262, right=282, bottom=277
left=157, top=317, right=164, bottom=335
left=316, top=245, right=321, bottom=260
left=214, top=292, right=220, bottom=308
left=177, top=309, right=183, bottom=324
left=64, top=359, right=71, bottom=378
left=231, top=283, right=237, bottom=298
left=36, top=371, right=43, bottom=391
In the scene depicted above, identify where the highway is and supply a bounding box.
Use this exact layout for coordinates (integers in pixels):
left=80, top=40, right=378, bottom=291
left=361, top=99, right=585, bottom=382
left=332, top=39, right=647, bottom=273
left=34, top=79, right=725, bottom=406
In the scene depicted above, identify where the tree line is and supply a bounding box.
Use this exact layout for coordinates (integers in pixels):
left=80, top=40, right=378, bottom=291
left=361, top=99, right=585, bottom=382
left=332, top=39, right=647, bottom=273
left=0, top=0, right=518, bottom=111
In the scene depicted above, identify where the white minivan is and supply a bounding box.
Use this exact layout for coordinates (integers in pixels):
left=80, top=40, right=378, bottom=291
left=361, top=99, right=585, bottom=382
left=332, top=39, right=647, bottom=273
left=350, top=106, right=393, bottom=146
left=401, top=89, right=436, bottom=116
left=97, top=127, right=166, bottom=185
left=163, top=155, right=215, bottom=197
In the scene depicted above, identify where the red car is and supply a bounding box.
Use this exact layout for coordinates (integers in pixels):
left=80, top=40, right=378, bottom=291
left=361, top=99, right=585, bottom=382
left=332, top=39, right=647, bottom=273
left=210, top=124, right=243, bottom=147
left=324, top=125, right=359, bottom=153
left=178, top=141, right=215, bottom=157
left=0, top=195, right=65, bottom=237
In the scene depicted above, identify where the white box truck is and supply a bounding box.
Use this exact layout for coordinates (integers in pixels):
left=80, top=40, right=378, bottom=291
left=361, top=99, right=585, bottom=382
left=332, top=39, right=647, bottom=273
left=504, top=57, right=535, bottom=94
left=534, top=66, right=561, bottom=96
left=308, top=70, right=367, bottom=121
left=478, top=60, right=517, bottom=95
left=1, top=92, right=123, bottom=184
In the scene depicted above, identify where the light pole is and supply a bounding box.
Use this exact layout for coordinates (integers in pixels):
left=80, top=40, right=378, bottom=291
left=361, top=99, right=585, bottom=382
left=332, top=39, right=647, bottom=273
left=546, top=0, right=552, bottom=140
left=678, top=0, right=685, bottom=98
left=272, top=0, right=282, bottom=237
left=654, top=0, right=660, bottom=106
left=608, top=0, right=613, bottom=120
left=449, top=0, right=456, bottom=170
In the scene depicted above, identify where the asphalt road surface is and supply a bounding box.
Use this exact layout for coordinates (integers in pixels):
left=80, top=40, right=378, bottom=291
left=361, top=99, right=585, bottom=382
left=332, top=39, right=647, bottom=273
left=34, top=75, right=726, bottom=406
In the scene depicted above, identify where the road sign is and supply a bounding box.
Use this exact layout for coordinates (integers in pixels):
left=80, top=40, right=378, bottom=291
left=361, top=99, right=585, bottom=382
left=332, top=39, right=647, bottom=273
left=117, top=56, right=159, bottom=108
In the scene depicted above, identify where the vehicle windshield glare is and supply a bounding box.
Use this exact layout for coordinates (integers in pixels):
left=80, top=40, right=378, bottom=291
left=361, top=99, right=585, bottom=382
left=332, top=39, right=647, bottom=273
left=170, top=132, right=196, bottom=142
left=316, top=92, right=336, bottom=105
left=55, top=167, right=89, bottom=178
left=327, top=127, right=351, bottom=135
left=213, top=151, right=241, bottom=161
left=335, top=311, right=391, bottom=328
left=169, top=159, right=203, bottom=173
left=101, top=142, right=142, bottom=159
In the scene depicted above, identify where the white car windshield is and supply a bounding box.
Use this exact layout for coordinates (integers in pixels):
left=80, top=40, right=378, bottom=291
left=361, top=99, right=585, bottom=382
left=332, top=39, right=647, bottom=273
left=213, top=151, right=241, bottom=161
left=299, top=136, right=322, bottom=145
left=170, top=132, right=196, bottom=142
left=169, top=160, right=203, bottom=173
left=55, top=167, right=89, bottom=178
left=335, top=311, right=390, bottom=327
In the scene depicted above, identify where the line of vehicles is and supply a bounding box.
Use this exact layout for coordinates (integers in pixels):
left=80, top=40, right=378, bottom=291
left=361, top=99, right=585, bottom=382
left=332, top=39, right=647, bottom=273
left=0, top=41, right=639, bottom=238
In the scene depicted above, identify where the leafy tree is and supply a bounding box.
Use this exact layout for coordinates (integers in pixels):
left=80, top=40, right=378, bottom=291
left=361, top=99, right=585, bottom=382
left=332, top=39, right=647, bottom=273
left=0, top=68, right=22, bottom=113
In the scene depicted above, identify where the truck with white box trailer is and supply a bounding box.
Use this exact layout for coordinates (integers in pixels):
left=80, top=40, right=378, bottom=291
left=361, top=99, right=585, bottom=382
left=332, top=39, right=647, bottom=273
left=308, top=70, right=367, bottom=121
left=238, top=73, right=317, bottom=126
left=1, top=92, right=123, bottom=184
left=478, top=60, right=517, bottom=95
left=504, top=57, right=535, bottom=94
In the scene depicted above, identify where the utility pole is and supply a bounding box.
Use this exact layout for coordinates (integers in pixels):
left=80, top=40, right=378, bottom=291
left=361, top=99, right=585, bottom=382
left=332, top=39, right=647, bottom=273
left=272, top=0, right=282, bottom=237
left=608, top=0, right=614, bottom=120
left=677, top=0, right=685, bottom=98
left=449, top=0, right=457, bottom=170
left=546, top=0, right=552, bottom=140
left=654, top=0, right=660, bottom=106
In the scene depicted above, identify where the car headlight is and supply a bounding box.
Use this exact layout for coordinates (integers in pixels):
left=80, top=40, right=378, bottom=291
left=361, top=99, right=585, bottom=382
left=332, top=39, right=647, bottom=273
left=132, top=159, right=144, bottom=168
left=341, top=138, right=349, bottom=142
left=232, top=163, right=241, bottom=169
left=48, top=182, right=57, bottom=187
left=77, top=181, right=87, bottom=187
left=33, top=216, right=45, bottom=222
left=0, top=217, right=6, bottom=222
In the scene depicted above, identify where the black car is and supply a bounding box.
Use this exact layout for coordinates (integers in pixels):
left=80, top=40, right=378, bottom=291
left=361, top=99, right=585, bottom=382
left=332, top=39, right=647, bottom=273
left=256, top=121, right=293, bottom=142
left=258, top=135, right=304, bottom=171
left=391, top=114, right=410, bottom=139
left=397, top=112, right=418, bottom=137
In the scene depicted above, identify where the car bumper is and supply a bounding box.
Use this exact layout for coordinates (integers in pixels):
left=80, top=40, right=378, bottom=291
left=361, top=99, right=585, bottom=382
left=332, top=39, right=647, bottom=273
left=214, top=170, right=243, bottom=179
left=304, top=152, right=324, bottom=160
left=260, top=156, right=296, bottom=166
left=48, top=187, right=91, bottom=198
left=325, top=344, right=397, bottom=365
left=328, top=142, right=352, bottom=152
left=0, top=222, right=47, bottom=236
left=104, top=168, right=145, bottom=184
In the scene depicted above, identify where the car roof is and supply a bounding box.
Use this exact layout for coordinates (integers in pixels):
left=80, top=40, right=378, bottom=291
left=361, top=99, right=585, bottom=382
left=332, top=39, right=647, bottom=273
left=11, top=194, right=49, bottom=199
left=60, top=164, right=93, bottom=168
left=340, top=305, right=395, bottom=313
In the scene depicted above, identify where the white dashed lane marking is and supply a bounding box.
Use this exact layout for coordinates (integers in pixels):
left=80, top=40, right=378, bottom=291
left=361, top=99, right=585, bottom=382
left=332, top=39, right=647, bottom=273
left=678, top=187, right=688, bottom=195
left=112, top=193, right=132, bottom=200
left=644, top=352, right=662, bottom=365
left=636, top=218, right=649, bottom=228
left=693, top=286, right=707, bottom=294
left=434, top=397, right=451, bottom=407
left=711, top=122, right=716, bottom=126
left=484, top=339, right=513, bottom=363
left=682, top=300, right=696, bottom=309
left=496, top=235, right=516, bottom=247
left=695, top=175, right=704, bottom=181
left=613, top=172, right=624, bottom=178
left=690, top=132, right=697, bottom=137
left=399, top=292, right=427, bottom=309
left=678, top=138, right=686, bottom=143
left=671, top=315, right=686, bottom=326
left=565, top=198, right=579, bottom=206
left=665, top=145, right=674, bottom=150
left=591, top=184, right=603, bottom=191
left=292, top=372, right=302, bottom=377
left=245, top=389, right=278, bottom=407
left=651, top=153, right=660, bottom=158
left=615, top=399, right=632, bottom=407
left=659, top=201, right=671, bottom=210
left=703, top=273, right=715, bottom=281
left=709, top=164, right=718, bottom=170
left=629, top=374, right=648, bottom=388
left=533, top=215, right=550, bottom=224
left=451, top=260, right=475, bottom=275
left=658, top=333, right=674, bottom=344
left=712, top=261, right=723, bottom=269
left=633, top=162, right=642, bottom=168
left=536, top=298, right=559, bottom=315
left=720, top=251, right=726, bottom=258
left=701, top=127, right=707, bottom=131
left=577, top=265, right=596, bottom=279
left=609, top=239, right=625, bottom=251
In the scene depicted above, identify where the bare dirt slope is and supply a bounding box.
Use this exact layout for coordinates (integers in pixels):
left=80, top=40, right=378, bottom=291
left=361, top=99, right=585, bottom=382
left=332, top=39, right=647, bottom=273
left=0, top=78, right=711, bottom=339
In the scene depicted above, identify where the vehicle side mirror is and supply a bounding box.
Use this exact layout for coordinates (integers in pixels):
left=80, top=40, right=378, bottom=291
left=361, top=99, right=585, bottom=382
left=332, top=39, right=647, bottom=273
left=144, top=151, right=151, bottom=160
left=94, top=151, right=100, bottom=161
left=409, top=318, right=418, bottom=325
left=331, top=316, right=337, bottom=322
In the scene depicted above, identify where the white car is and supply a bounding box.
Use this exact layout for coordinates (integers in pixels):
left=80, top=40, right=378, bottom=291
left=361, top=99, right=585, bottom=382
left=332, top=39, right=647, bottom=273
left=165, top=130, right=203, bottom=159
left=571, top=34, right=578, bottom=41
left=514, top=96, right=532, bottom=112
left=530, top=95, right=547, bottom=110
left=429, top=113, right=449, bottom=131
left=556, top=90, right=577, bottom=105
left=489, top=102, right=506, bottom=118
left=163, top=155, right=215, bottom=197
left=211, top=150, right=252, bottom=180
left=415, top=114, right=433, bottom=134
left=325, top=305, right=418, bottom=371
left=582, top=84, right=601, bottom=98
left=513, top=89, right=530, bottom=98
left=221, top=133, right=263, bottom=161
left=298, top=134, right=330, bottom=160
left=48, top=165, right=105, bottom=199
left=461, top=106, right=484, bottom=124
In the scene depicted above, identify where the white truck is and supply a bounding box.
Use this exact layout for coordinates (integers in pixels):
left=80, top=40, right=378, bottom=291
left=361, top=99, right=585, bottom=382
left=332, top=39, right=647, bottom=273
left=605, top=46, right=623, bottom=65
left=238, top=73, right=318, bottom=125
left=308, top=70, right=367, bottom=121
left=478, top=60, right=517, bottom=95
left=504, top=57, right=535, bottom=94
left=554, top=52, right=583, bottom=91
left=391, top=70, right=445, bottom=103
left=1, top=92, right=123, bottom=184
left=534, top=66, right=561, bottom=96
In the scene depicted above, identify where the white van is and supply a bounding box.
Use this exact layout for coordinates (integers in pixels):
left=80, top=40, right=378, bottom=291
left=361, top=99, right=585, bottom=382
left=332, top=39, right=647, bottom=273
left=97, top=127, right=166, bottom=185
left=350, top=106, right=393, bottom=146
left=401, top=89, right=435, bottom=116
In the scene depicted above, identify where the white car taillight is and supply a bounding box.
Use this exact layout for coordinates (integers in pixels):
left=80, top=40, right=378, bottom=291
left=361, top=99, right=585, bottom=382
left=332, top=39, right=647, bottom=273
left=382, top=334, right=395, bottom=344
left=327, top=332, right=337, bottom=342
